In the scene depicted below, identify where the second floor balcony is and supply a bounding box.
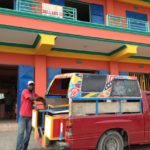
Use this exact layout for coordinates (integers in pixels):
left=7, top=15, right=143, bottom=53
left=1, top=0, right=150, bottom=38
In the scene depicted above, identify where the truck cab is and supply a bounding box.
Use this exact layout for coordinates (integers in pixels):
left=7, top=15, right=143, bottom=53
left=32, top=73, right=150, bottom=150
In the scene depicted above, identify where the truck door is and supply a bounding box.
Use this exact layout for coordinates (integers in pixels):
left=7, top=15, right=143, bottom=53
left=146, top=93, right=150, bottom=141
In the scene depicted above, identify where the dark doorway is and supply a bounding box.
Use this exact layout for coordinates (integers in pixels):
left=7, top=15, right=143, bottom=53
left=62, top=68, right=97, bottom=74
left=65, top=0, right=90, bottom=22
left=0, top=0, right=14, bottom=9
left=0, top=65, right=18, bottom=120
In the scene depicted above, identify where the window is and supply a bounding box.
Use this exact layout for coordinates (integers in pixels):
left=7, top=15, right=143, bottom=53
left=81, top=74, right=107, bottom=92
left=91, top=4, right=104, bottom=24
left=0, top=0, right=14, bottom=9
left=47, top=78, right=71, bottom=96
left=111, top=79, right=141, bottom=97
left=65, top=0, right=90, bottom=22
left=126, top=11, right=148, bottom=32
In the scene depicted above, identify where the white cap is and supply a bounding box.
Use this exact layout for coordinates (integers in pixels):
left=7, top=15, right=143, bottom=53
left=27, top=80, right=34, bottom=85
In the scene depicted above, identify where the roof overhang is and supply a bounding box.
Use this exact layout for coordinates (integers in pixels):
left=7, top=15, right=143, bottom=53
left=0, top=28, right=150, bottom=64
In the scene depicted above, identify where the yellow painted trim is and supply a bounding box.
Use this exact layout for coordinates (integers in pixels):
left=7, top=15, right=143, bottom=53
left=118, top=0, right=150, bottom=8
left=0, top=46, right=34, bottom=55
left=0, top=45, right=110, bottom=60
left=111, top=45, right=138, bottom=61
left=119, top=58, right=150, bottom=64
left=35, top=34, right=56, bottom=55
left=47, top=51, right=110, bottom=61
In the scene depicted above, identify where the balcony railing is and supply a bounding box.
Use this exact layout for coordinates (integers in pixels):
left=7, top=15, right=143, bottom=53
left=106, top=14, right=149, bottom=32
left=16, top=0, right=77, bottom=20
left=7, top=1, right=150, bottom=34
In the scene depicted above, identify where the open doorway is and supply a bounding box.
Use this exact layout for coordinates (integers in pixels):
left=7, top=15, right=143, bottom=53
left=65, top=0, right=90, bottom=22
left=0, top=0, right=14, bottom=9
left=0, top=65, right=18, bottom=120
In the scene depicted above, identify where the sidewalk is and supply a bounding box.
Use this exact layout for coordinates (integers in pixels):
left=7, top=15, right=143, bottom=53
left=0, top=131, right=43, bottom=150
left=0, top=120, right=42, bottom=150
left=0, top=120, right=17, bottom=132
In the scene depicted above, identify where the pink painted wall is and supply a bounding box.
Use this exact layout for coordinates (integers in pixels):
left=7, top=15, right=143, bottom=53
left=119, top=62, right=150, bottom=73
left=46, top=56, right=109, bottom=71
left=0, top=53, right=34, bottom=66
left=114, top=1, right=150, bottom=21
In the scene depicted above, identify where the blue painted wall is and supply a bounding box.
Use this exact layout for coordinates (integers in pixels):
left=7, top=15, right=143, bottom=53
left=91, top=4, right=104, bottom=24
left=50, top=0, right=65, bottom=6
left=98, top=70, right=109, bottom=75
left=17, top=65, right=34, bottom=120
left=120, top=72, right=129, bottom=76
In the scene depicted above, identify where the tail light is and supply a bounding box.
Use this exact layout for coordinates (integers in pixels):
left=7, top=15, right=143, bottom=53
left=66, top=120, right=73, bottom=137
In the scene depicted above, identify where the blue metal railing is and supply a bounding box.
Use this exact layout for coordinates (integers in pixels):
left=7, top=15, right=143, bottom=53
left=15, top=0, right=77, bottom=20
left=106, top=14, right=149, bottom=32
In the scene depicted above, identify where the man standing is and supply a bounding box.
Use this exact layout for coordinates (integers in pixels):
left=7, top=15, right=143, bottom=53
left=16, top=81, right=38, bottom=150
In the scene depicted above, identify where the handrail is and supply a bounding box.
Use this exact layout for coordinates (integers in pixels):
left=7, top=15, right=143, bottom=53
left=106, top=14, right=149, bottom=32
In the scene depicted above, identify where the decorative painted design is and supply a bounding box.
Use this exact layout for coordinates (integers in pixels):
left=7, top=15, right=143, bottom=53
left=48, top=73, right=140, bottom=100
left=68, top=73, right=83, bottom=98
left=68, top=74, right=140, bottom=99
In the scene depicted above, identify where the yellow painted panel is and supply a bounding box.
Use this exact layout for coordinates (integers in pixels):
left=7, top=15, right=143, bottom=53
left=35, top=34, right=56, bottom=55
left=118, top=0, right=150, bottom=8
left=44, top=115, right=68, bottom=140
left=111, top=45, right=138, bottom=61
left=45, top=115, right=53, bottom=140
left=32, top=109, right=38, bottom=128
left=47, top=51, right=110, bottom=61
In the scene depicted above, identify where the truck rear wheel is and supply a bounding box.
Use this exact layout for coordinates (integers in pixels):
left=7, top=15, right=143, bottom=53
left=97, top=131, right=124, bottom=150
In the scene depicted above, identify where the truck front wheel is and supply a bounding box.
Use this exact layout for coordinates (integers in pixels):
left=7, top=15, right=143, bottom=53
left=97, top=131, right=124, bottom=150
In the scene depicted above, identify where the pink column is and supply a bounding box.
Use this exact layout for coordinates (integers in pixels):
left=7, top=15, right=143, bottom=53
left=109, top=61, right=119, bottom=75
left=34, top=55, right=47, bottom=97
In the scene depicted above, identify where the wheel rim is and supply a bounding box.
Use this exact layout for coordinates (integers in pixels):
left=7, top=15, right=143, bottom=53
left=105, top=137, right=119, bottom=150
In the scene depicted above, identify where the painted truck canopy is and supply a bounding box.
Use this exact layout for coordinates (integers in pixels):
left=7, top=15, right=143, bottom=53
left=46, top=73, right=142, bottom=100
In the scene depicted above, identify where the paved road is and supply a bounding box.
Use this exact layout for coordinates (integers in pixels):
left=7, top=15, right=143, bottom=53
left=0, top=131, right=150, bottom=150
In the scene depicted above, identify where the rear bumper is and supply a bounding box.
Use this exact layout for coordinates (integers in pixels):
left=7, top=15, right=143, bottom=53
left=56, top=141, right=70, bottom=150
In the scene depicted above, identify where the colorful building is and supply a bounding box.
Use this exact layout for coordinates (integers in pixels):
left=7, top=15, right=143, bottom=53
left=0, top=0, right=150, bottom=119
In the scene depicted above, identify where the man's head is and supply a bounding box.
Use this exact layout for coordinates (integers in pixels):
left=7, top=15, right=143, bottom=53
left=27, top=81, right=35, bottom=92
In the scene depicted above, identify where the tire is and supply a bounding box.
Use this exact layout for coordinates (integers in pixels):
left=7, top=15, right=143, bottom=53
left=97, top=131, right=124, bottom=150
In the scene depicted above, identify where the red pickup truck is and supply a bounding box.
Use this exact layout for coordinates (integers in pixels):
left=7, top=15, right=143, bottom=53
left=32, top=73, right=150, bottom=150
left=59, top=91, right=149, bottom=150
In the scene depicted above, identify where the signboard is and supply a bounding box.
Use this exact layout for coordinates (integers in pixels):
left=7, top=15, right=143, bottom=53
left=42, top=3, right=63, bottom=18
